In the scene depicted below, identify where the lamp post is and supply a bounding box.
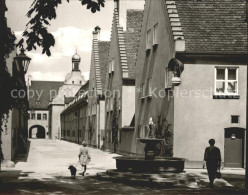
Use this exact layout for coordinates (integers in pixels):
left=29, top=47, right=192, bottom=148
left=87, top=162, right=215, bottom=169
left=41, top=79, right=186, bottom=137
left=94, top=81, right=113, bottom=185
left=14, top=47, right=31, bottom=76
left=13, top=47, right=31, bottom=156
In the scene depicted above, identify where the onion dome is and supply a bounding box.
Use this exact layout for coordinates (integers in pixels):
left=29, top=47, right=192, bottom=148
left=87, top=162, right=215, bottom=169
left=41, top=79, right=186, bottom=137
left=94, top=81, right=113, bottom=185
left=72, top=53, right=81, bottom=62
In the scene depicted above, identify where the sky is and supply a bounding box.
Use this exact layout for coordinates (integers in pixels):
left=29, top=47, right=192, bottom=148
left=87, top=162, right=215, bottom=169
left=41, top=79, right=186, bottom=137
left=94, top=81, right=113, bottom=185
left=6, top=0, right=144, bottom=82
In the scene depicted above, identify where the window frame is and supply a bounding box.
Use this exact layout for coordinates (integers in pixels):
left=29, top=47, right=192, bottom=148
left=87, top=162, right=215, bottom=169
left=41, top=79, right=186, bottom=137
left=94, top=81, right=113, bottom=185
left=142, top=83, right=145, bottom=97
left=146, top=29, right=152, bottom=50
left=43, top=113, right=47, bottom=120
left=37, top=113, right=41, bottom=120
left=153, top=23, right=158, bottom=46
left=148, top=78, right=152, bottom=96
left=165, top=67, right=173, bottom=88
left=214, top=67, right=239, bottom=95
left=231, top=115, right=240, bottom=124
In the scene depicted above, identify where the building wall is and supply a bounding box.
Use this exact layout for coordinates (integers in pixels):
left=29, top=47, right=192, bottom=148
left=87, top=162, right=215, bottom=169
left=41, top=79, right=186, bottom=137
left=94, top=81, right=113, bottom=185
left=64, top=71, right=86, bottom=85
left=104, top=10, right=124, bottom=152
left=2, top=108, right=25, bottom=160
left=62, top=103, right=88, bottom=144
left=132, top=0, right=175, bottom=154
left=122, top=85, right=135, bottom=127
left=2, top=110, right=13, bottom=160
left=28, top=110, right=49, bottom=138
left=174, top=63, right=247, bottom=167
left=49, top=105, right=64, bottom=139
left=99, top=100, right=105, bottom=147
left=2, top=49, right=28, bottom=161
left=87, top=37, right=99, bottom=148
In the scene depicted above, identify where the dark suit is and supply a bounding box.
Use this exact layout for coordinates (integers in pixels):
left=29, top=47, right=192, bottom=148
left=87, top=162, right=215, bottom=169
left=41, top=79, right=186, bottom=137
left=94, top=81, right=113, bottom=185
left=204, top=146, right=221, bottom=184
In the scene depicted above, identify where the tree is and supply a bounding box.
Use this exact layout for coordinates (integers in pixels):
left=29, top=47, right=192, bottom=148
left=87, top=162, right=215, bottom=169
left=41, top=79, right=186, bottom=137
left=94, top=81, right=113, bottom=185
left=0, top=0, right=105, bottom=165
left=18, top=0, right=105, bottom=56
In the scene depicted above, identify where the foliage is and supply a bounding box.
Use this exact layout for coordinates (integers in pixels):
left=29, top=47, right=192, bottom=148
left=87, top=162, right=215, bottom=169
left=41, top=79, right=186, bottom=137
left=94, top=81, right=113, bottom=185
left=154, top=115, right=173, bottom=157
left=112, top=97, right=118, bottom=153
left=18, top=0, right=105, bottom=56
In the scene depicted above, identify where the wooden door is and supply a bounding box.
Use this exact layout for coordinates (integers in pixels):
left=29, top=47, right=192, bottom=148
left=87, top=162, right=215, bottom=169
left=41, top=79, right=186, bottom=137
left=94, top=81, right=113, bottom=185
left=224, top=128, right=244, bottom=168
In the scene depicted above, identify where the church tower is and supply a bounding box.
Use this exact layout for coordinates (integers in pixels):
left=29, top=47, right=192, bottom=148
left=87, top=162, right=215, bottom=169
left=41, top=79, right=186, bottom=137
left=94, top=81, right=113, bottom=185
left=72, top=51, right=80, bottom=71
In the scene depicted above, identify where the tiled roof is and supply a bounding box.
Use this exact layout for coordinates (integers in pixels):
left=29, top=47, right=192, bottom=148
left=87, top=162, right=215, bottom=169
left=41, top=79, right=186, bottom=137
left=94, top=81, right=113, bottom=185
left=29, top=81, right=63, bottom=110
left=64, top=97, right=75, bottom=104
left=98, top=41, right=110, bottom=91
left=125, top=10, right=144, bottom=79
left=172, top=0, right=247, bottom=54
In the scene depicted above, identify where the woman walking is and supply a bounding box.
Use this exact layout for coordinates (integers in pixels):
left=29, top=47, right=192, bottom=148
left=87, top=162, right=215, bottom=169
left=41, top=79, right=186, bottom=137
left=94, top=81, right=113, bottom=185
left=204, top=139, right=221, bottom=187
left=78, top=141, right=91, bottom=176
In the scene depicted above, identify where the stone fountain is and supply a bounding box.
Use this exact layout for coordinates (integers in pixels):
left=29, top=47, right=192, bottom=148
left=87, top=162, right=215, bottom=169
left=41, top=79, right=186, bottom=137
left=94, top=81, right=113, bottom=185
left=97, top=118, right=186, bottom=187
left=115, top=118, right=185, bottom=173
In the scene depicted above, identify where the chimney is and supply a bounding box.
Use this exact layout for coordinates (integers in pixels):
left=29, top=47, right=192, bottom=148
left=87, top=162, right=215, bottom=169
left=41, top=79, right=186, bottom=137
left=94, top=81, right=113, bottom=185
left=93, top=26, right=101, bottom=40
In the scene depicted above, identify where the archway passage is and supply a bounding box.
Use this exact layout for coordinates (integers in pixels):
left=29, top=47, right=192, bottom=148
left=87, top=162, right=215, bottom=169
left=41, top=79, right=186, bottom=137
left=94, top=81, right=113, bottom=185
left=29, top=125, right=46, bottom=139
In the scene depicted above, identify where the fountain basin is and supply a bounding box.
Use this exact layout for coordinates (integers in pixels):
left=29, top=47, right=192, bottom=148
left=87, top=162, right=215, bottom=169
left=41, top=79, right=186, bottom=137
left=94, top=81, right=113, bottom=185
left=137, top=138, right=164, bottom=160
left=115, top=157, right=185, bottom=173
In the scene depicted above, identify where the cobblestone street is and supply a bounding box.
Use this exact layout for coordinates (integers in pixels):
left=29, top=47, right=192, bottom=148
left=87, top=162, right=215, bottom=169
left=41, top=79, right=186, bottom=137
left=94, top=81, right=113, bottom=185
left=0, top=139, right=246, bottom=194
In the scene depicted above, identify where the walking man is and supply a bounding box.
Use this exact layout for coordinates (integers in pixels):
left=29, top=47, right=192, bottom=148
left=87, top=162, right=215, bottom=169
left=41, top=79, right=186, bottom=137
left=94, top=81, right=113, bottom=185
left=204, top=139, right=221, bottom=187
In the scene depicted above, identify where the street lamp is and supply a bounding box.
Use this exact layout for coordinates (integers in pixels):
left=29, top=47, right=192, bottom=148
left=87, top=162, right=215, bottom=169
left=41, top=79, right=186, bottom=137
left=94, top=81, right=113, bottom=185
left=14, top=47, right=31, bottom=75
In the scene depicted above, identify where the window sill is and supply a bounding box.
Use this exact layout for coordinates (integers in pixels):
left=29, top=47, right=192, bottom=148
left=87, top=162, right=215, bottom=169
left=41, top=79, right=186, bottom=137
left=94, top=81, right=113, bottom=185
left=213, top=95, right=240, bottom=99
left=164, top=86, right=172, bottom=91
left=146, top=48, right=151, bottom=55
left=140, top=95, right=152, bottom=100
left=152, top=43, right=158, bottom=48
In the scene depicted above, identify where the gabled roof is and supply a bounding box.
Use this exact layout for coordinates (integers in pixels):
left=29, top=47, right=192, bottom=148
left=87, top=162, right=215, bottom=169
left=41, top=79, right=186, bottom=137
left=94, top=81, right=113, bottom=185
left=169, top=0, right=247, bottom=54
left=113, top=8, right=143, bottom=79
left=29, top=81, right=63, bottom=110
left=125, top=10, right=144, bottom=79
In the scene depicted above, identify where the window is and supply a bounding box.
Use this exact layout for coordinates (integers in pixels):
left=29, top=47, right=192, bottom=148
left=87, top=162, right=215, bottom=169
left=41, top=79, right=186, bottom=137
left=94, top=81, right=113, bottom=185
left=108, top=60, right=115, bottom=74
left=153, top=23, right=158, bottom=45
left=111, top=60, right=115, bottom=72
left=72, top=81, right=74, bottom=84
left=80, top=81, right=82, bottom=84
left=110, top=97, right=114, bottom=110
left=165, top=67, right=173, bottom=88
left=43, top=114, right=47, bottom=120
left=215, top=67, right=238, bottom=95
left=37, top=113, right=41, bottom=120
left=231, top=115, right=239, bottom=124
left=108, top=62, right=112, bottom=74
left=146, top=29, right=152, bottom=50
left=148, top=78, right=152, bottom=95
left=31, top=113, right=35, bottom=120
left=28, top=113, right=30, bottom=120
left=142, top=83, right=145, bottom=97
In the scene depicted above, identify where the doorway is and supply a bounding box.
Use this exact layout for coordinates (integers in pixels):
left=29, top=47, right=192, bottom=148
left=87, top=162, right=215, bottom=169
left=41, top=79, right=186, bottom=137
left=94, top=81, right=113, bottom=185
left=224, top=127, right=245, bottom=168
